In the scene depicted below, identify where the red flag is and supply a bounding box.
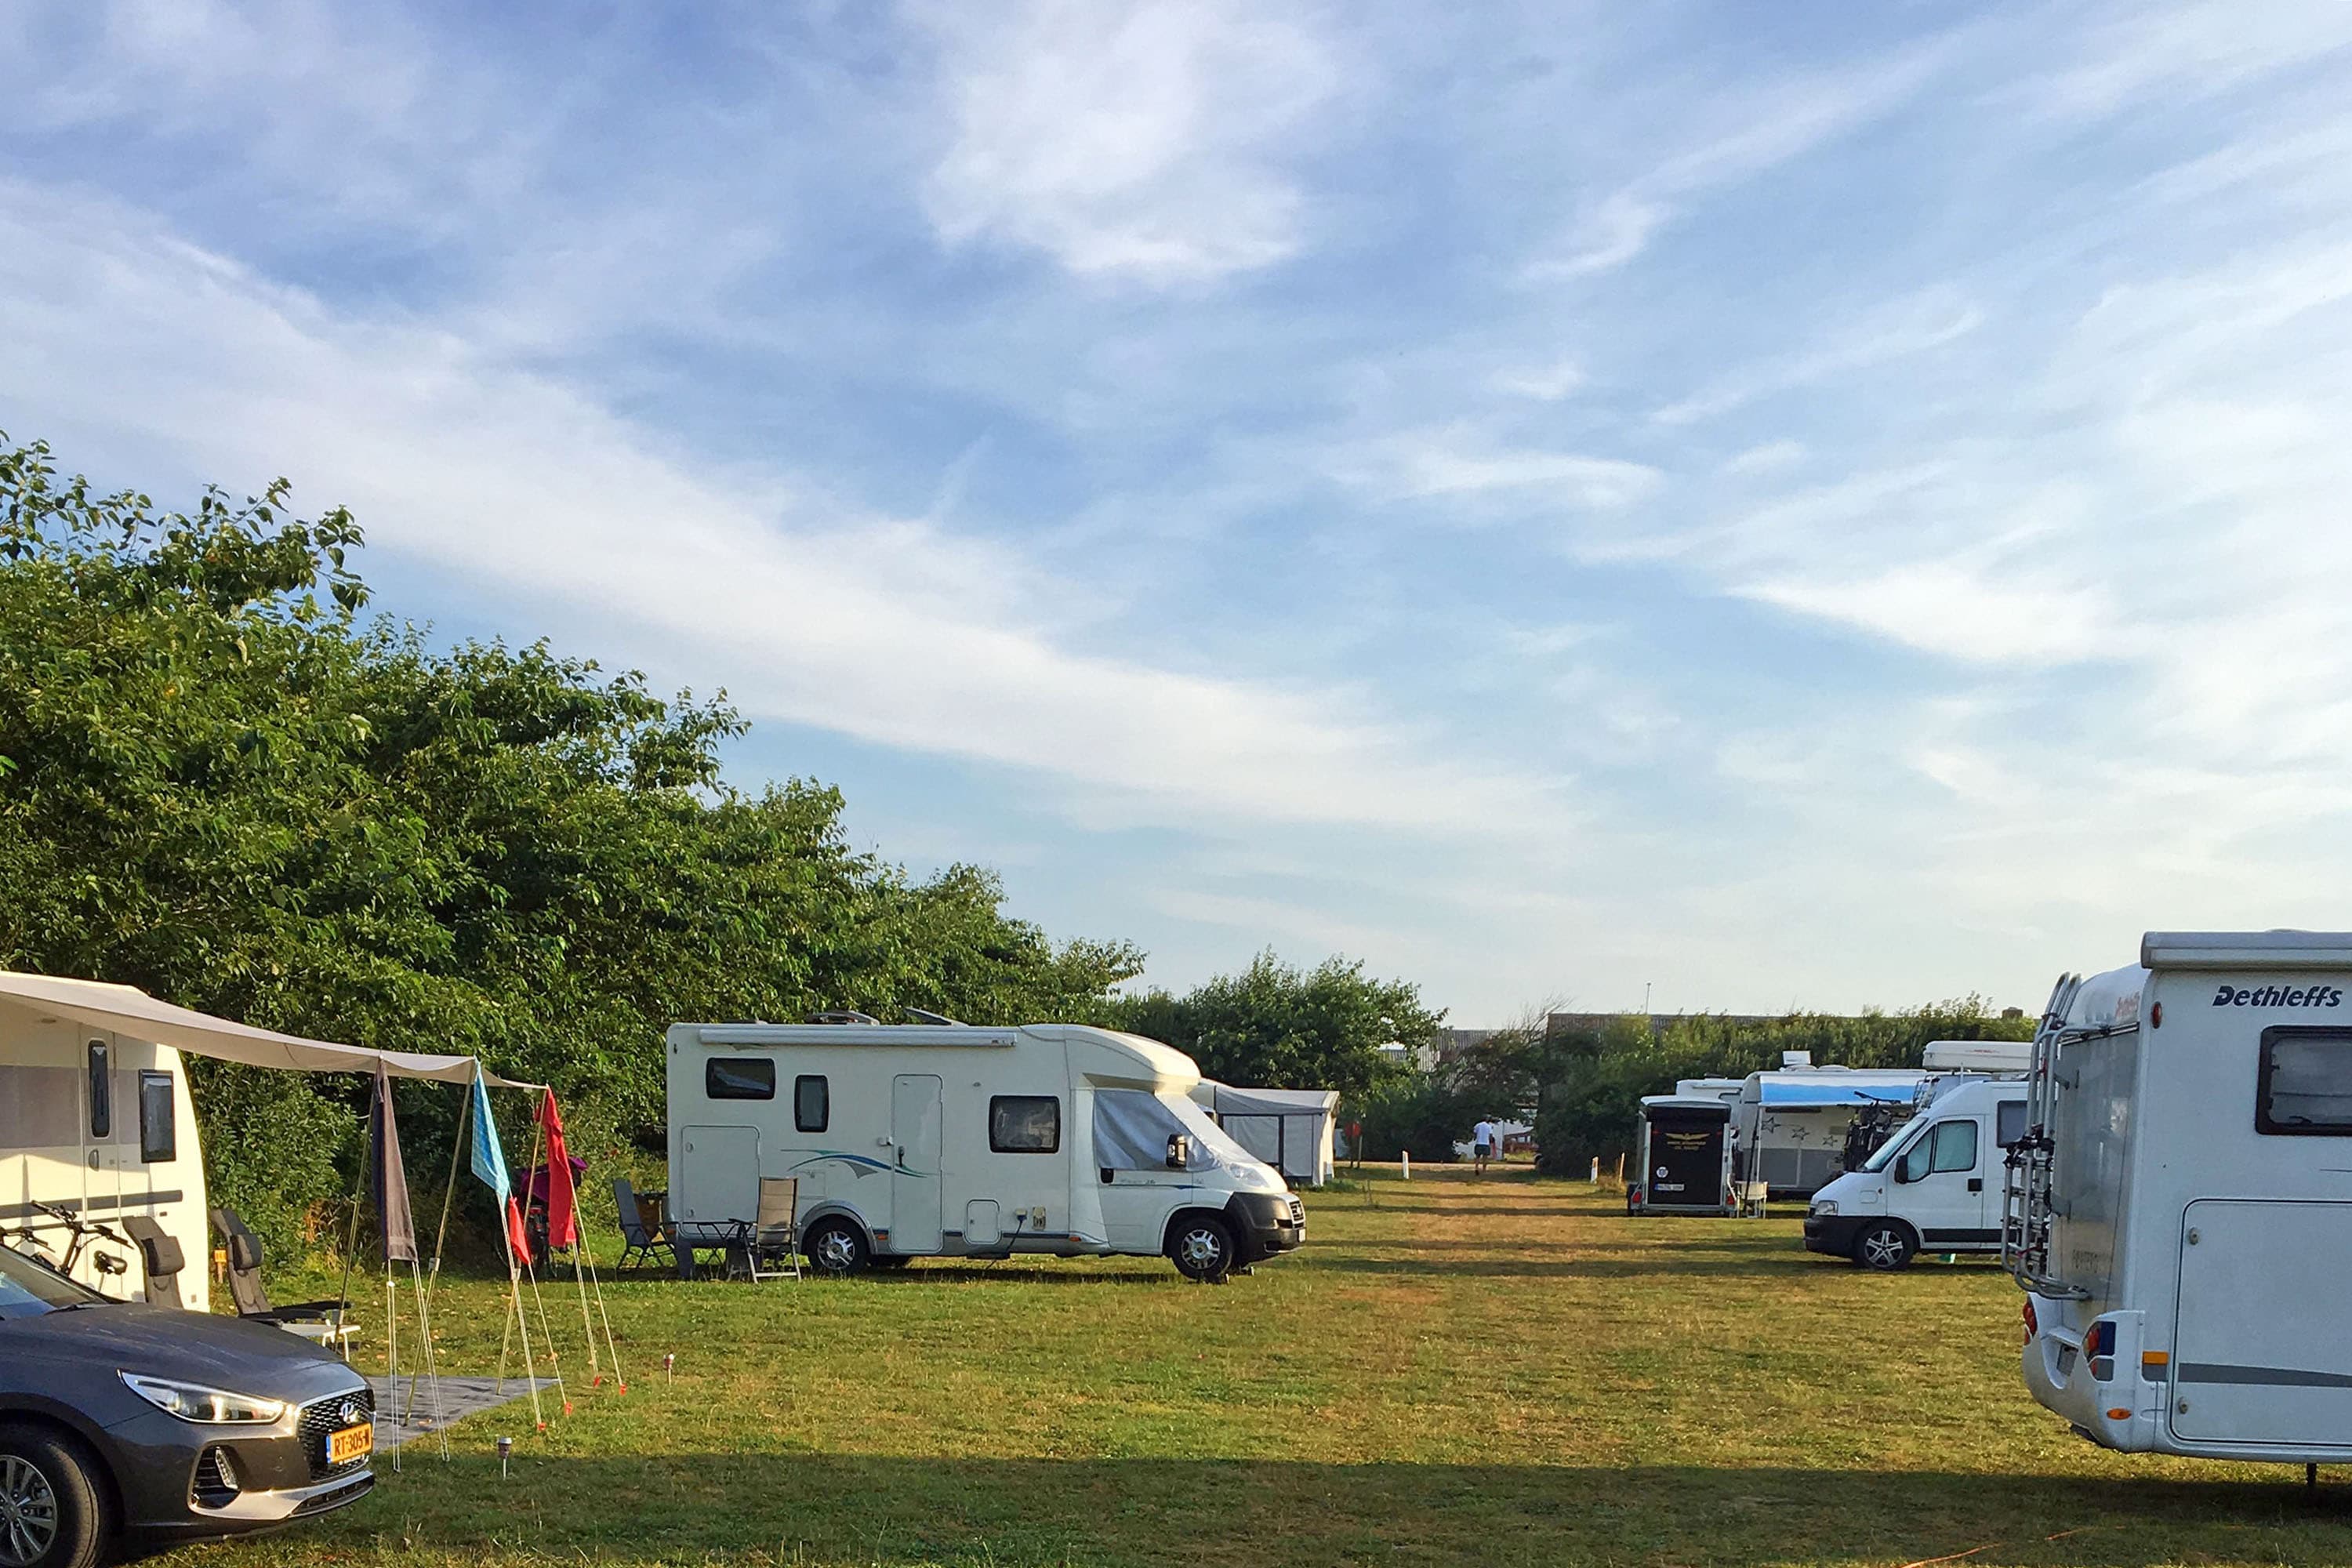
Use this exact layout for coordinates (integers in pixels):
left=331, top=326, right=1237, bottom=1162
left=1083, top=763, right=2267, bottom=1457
left=505, top=1196, right=532, bottom=1263
left=537, top=1090, right=579, bottom=1249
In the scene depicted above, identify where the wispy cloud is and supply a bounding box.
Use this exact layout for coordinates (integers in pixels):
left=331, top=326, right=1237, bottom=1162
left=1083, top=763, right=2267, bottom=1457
left=916, top=0, right=1337, bottom=285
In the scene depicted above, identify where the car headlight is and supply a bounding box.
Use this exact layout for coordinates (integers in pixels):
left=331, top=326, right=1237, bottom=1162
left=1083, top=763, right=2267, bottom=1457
left=1810, top=1200, right=1838, bottom=1216
left=120, top=1372, right=286, bottom=1425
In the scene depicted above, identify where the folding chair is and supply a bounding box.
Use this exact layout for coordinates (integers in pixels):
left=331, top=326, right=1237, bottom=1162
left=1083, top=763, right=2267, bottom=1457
left=613, top=1176, right=675, bottom=1272
left=212, top=1208, right=355, bottom=1349
left=119, top=1216, right=186, bottom=1307
left=747, top=1177, right=801, bottom=1281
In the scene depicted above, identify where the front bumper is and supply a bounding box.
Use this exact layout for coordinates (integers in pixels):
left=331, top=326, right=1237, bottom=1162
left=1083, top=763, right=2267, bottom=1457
left=1229, top=1194, right=1305, bottom=1264
left=108, top=1385, right=377, bottom=1543
left=1803, top=1213, right=1870, bottom=1257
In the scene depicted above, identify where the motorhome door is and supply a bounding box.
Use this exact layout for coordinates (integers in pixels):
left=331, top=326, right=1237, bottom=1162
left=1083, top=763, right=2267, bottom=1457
left=678, top=1125, right=759, bottom=1227
left=2173, top=1200, right=2352, bottom=1446
left=890, top=1075, right=944, bottom=1253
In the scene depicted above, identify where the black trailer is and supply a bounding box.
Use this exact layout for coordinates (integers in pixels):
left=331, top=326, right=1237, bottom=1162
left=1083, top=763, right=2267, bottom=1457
left=1629, top=1095, right=1733, bottom=1215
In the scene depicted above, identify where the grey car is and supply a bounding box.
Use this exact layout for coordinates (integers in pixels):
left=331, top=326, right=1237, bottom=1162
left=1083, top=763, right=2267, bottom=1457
left=0, top=1240, right=374, bottom=1568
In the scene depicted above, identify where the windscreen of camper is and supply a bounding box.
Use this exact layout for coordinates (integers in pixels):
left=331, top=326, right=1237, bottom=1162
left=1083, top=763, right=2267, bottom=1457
left=1093, top=1090, right=1258, bottom=1173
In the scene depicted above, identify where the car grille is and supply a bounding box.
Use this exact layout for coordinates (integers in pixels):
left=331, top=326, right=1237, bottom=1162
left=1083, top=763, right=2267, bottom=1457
left=292, top=1474, right=375, bottom=1517
left=297, top=1385, right=376, bottom=1480
left=191, top=1446, right=240, bottom=1510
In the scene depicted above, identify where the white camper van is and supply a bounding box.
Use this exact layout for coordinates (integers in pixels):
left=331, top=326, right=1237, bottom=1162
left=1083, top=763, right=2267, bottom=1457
left=1629, top=1094, right=1735, bottom=1215
left=664, top=1021, right=1305, bottom=1280
left=2006, top=931, right=2352, bottom=1465
left=1731, top=1067, right=1931, bottom=1205
left=1805, top=1078, right=2029, bottom=1269
left=0, top=993, right=207, bottom=1308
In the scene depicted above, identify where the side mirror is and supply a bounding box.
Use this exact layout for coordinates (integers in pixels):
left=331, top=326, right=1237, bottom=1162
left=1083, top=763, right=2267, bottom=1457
left=1166, top=1134, right=1192, bottom=1171
left=1894, top=1145, right=1926, bottom=1184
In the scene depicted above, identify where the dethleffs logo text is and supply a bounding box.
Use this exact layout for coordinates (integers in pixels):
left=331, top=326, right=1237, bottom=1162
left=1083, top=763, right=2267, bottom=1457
left=2212, top=983, right=2346, bottom=1007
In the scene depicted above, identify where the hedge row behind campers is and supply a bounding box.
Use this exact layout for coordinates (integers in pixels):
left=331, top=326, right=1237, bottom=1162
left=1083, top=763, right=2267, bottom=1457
left=665, top=1021, right=1305, bottom=1282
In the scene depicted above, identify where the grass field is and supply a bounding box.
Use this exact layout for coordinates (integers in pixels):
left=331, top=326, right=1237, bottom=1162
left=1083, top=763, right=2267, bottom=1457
left=195, top=1167, right=2352, bottom=1568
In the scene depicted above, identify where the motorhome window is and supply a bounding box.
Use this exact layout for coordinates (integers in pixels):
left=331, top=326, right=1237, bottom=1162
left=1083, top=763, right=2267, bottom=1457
left=1995, top=1099, right=2027, bottom=1148
left=1093, top=1089, right=1186, bottom=1169
left=138, top=1071, right=176, bottom=1163
left=989, top=1095, right=1060, bottom=1153
left=2256, top=1028, right=2352, bottom=1134
left=706, top=1058, right=777, bottom=1101
left=86, top=1041, right=111, bottom=1138
left=794, top=1075, right=829, bottom=1133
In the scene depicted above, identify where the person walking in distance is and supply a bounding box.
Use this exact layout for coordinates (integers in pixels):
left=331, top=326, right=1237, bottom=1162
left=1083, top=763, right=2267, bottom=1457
left=1472, top=1116, right=1495, bottom=1175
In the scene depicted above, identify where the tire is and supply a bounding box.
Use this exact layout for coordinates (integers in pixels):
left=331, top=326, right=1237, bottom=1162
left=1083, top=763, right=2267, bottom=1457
left=0, top=1424, right=107, bottom=1568
left=802, top=1218, right=870, bottom=1277
left=1853, top=1221, right=1916, bottom=1272
left=1167, top=1215, right=1235, bottom=1283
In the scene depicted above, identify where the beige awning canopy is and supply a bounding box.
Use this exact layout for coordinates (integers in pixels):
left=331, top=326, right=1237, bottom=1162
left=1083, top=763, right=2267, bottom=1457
left=0, top=971, right=539, bottom=1090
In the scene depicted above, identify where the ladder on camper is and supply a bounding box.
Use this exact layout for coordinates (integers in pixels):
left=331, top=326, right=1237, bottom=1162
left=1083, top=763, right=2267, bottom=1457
left=2001, top=972, right=2090, bottom=1299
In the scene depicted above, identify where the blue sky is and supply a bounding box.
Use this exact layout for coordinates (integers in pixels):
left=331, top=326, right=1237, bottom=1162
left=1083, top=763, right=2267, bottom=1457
left=7, top=2, right=2352, bottom=1024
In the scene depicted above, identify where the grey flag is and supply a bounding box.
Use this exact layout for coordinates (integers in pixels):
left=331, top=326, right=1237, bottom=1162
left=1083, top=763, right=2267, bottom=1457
left=370, top=1064, right=419, bottom=1265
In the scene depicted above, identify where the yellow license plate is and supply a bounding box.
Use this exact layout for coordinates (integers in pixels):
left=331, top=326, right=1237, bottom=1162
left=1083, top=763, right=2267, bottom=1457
left=326, top=1424, right=372, bottom=1465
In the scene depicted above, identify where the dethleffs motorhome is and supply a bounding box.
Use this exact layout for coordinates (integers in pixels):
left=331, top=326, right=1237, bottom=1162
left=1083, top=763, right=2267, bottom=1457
left=1629, top=1094, right=1734, bottom=1214
left=665, top=1021, right=1305, bottom=1280
left=2005, top=931, right=2352, bottom=1465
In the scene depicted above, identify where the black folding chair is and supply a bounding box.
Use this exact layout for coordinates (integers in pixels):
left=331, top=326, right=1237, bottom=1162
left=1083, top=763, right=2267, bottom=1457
left=613, top=1176, right=675, bottom=1272
left=212, top=1208, right=354, bottom=1349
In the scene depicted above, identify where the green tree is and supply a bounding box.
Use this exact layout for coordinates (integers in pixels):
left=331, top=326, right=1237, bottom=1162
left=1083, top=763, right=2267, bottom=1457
left=0, top=435, right=1144, bottom=1258
left=1106, top=950, right=1443, bottom=1098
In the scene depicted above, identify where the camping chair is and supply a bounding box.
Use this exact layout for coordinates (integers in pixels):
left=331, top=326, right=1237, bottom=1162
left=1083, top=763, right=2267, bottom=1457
left=747, top=1178, right=801, bottom=1282
left=119, top=1217, right=185, bottom=1308
left=212, top=1208, right=355, bottom=1350
left=613, top=1176, right=674, bottom=1272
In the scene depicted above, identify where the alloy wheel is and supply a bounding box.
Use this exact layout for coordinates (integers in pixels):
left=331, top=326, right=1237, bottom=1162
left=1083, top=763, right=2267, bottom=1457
left=0, top=1455, right=59, bottom=1568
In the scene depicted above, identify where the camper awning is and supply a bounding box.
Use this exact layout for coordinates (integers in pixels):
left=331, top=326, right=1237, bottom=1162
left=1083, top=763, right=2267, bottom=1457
left=1757, top=1081, right=1918, bottom=1108
left=1206, top=1084, right=1340, bottom=1117
left=0, top=972, right=538, bottom=1088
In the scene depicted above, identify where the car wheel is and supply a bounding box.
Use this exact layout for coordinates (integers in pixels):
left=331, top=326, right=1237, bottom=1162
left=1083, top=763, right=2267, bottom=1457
left=1167, top=1217, right=1234, bottom=1283
left=0, top=1425, right=106, bottom=1568
left=803, top=1218, right=869, bottom=1277
left=1853, top=1221, right=1916, bottom=1272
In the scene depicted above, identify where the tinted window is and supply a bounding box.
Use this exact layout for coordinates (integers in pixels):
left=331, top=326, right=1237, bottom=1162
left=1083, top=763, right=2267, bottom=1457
left=1995, top=1099, right=2027, bottom=1149
left=138, top=1071, right=176, bottom=1163
left=706, top=1058, right=776, bottom=1101
left=794, top=1075, right=828, bottom=1133
left=2258, top=1028, right=2352, bottom=1134
left=990, top=1095, right=1060, bottom=1153
left=87, top=1041, right=111, bottom=1139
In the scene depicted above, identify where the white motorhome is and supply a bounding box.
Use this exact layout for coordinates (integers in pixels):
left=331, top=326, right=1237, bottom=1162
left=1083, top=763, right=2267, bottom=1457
left=664, top=1021, right=1305, bottom=1280
left=1629, top=1094, right=1734, bottom=1215
left=1805, top=1077, right=2030, bottom=1269
left=0, top=990, right=208, bottom=1307
left=2006, top=931, right=2352, bottom=1465
left=1731, top=1067, right=1932, bottom=1204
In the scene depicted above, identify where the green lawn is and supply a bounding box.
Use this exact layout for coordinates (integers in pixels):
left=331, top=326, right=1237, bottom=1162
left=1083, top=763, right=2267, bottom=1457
left=193, top=1167, right=2352, bottom=1567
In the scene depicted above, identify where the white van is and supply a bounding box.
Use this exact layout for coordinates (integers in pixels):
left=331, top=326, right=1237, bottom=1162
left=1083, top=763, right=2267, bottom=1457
left=1804, top=1078, right=2028, bottom=1269
left=664, top=1021, right=1305, bottom=1280
left=2005, top=931, right=2352, bottom=1465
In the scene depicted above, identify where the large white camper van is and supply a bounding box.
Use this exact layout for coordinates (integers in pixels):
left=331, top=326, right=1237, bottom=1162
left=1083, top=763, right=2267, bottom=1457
left=1731, top=1066, right=1931, bottom=1205
left=2006, top=931, right=2352, bottom=1465
left=665, top=1021, right=1305, bottom=1280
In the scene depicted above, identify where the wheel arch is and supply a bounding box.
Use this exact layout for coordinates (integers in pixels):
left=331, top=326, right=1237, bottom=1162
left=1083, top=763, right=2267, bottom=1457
left=0, top=1408, right=122, bottom=1541
left=797, top=1202, right=876, bottom=1250
left=1160, top=1206, right=1232, bottom=1256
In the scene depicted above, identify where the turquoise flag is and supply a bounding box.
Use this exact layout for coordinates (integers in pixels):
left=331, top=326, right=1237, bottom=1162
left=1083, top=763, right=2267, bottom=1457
left=469, top=1070, right=510, bottom=1204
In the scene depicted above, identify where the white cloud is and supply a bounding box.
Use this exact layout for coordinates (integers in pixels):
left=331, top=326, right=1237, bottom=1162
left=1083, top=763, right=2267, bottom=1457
left=0, top=185, right=1571, bottom=845
left=1334, top=426, right=1664, bottom=510
left=1652, top=292, right=1983, bottom=426
left=917, top=0, right=1336, bottom=285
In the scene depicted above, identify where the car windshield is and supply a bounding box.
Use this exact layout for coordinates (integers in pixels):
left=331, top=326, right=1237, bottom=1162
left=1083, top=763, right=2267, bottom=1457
left=0, top=1239, right=107, bottom=1320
